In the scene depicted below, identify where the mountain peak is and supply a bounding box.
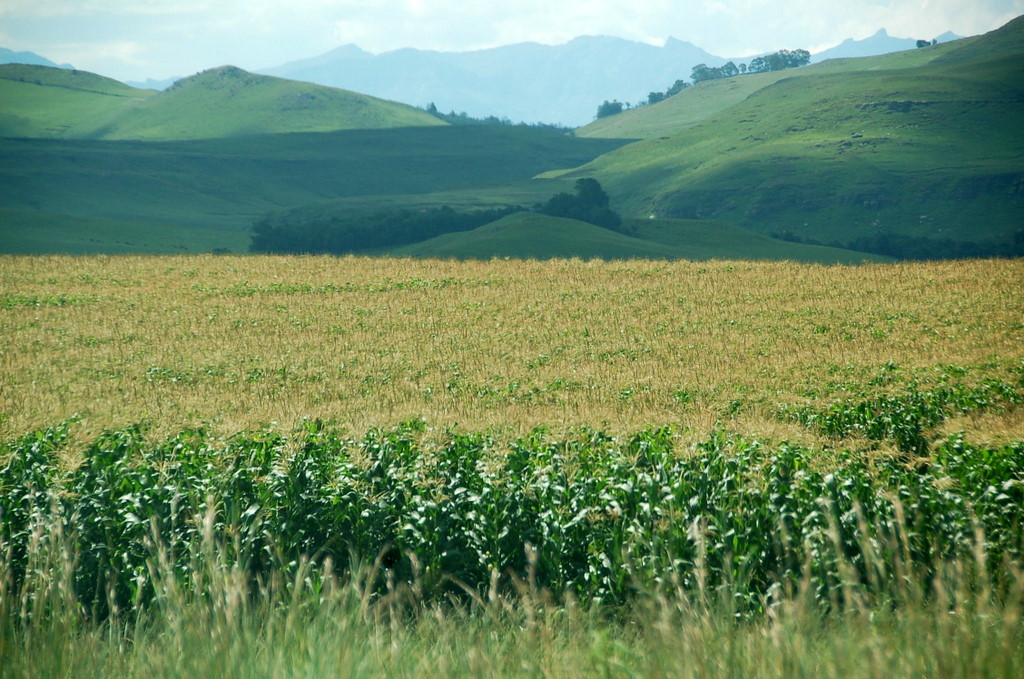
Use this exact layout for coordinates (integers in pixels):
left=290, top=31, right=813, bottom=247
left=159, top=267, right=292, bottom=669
left=331, top=44, right=373, bottom=58
left=170, top=65, right=266, bottom=91
left=0, top=47, right=73, bottom=70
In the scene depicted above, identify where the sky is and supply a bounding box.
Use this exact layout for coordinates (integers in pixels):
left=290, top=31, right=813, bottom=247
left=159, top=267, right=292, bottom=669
left=1, top=0, right=1023, bottom=82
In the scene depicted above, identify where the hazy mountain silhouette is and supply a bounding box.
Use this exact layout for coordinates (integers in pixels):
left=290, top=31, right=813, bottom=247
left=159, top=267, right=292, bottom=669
left=126, top=76, right=181, bottom=91
left=4, top=30, right=960, bottom=126
left=810, top=28, right=961, bottom=62
left=0, top=47, right=72, bottom=69
left=261, top=36, right=726, bottom=126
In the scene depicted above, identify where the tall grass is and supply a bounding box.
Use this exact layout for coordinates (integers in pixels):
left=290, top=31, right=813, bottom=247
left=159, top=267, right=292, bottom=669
left=2, top=487, right=1021, bottom=678
left=1, top=412, right=1023, bottom=674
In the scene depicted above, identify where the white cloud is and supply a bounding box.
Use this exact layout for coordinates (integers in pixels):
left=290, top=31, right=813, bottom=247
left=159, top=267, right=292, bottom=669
left=0, top=1, right=208, bottom=18
left=2, top=0, right=1022, bottom=80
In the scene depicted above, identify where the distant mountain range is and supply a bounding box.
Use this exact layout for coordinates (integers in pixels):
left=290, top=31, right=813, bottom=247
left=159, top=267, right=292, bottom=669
left=126, top=76, right=180, bottom=91
left=258, top=30, right=961, bottom=126
left=261, top=36, right=725, bottom=127
left=810, top=28, right=962, bottom=62
left=0, top=47, right=72, bottom=70
left=2, top=29, right=961, bottom=126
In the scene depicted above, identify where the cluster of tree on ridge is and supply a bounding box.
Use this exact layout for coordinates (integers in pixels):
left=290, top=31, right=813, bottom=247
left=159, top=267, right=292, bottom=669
left=691, top=49, right=811, bottom=84
left=536, top=178, right=628, bottom=233
left=596, top=48, right=811, bottom=119
left=250, top=178, right=626, bottom=254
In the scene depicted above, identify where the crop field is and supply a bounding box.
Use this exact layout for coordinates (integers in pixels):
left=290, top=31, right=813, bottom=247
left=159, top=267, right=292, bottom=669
left=4, top=254, right=1022, bottom=440
left=2, top=254, right=1023, bottom=677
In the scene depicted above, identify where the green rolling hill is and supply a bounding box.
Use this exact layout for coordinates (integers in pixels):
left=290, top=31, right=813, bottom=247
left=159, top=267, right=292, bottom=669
left=630, top=218, right=889, bottom=263
left=578, top=69, right=800, bottom=141
left=555, top=16, right=1024, bottom=257
left=576, top=20, right=1019, bottom=142
left=388, top=213, right=674, bottom=260
left=385, top=212, right=887, bottom=263
left=2, top=16, right=1022, bottom=261
left=0, top=127, right=628, bottom=253
left=0, top=64, right=443, bottom=140
left=88, top=66, right=445, bottom=140
left=0, top=65, right=154, bottom=138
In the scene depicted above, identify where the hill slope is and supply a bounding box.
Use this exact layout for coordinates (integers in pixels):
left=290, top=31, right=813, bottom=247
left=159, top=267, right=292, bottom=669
left=631, top=219, right=889, bottom=263
left=388, top=213, right=673, bottom=259
left=576, top=34, right=972, bottom=140
left=561, top=16, right=1024, bottom=257
left=0, top=64, right=154, bottom=138
left=0, top=127, right=628, bottom=254
left=0, top=64, right=444, bottom=140
left=94, top=66, right=445, bottom=140
left=387, top=212, right=887, bottom=263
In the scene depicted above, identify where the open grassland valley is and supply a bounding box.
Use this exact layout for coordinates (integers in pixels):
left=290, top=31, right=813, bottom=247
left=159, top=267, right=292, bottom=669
left=1, top=254, right=1023, bottom=678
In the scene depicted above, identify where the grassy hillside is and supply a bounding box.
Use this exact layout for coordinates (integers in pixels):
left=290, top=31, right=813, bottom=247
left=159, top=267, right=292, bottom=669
left=575, top=36, right=967, bottom=140
left=578, top=69, right=798, bottom=140
left=387, top=212, right=676, bottom=259
left=575, top=20, right=1019, bottom=142
left=0, top=127, right=629, bottom=254
left=384, top=212, right=886, bottom=262
left=0, top=64, right=443, bottom=141
left=632, top=219, right=889, bottom=263
left=92, top=66, right=445, bottom=140
left=0, top=64, right=154, bottom=138
left=0, top=207, right=251, bottom=254
left=558, top=16, right=1024, bottom=255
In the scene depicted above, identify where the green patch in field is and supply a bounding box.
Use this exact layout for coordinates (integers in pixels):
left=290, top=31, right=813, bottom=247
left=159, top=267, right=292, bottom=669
left=0, top=292, right=94, bottom=309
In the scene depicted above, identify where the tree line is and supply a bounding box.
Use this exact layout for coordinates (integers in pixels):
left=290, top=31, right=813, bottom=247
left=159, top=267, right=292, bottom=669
left=423, top=103, right=572, bottom=133
left=691, top=49, right=811, bottom=83
left=250, top=205, right=523, bottom=255
left=536, top=178, right=628, bottom=233
left=596, top=48, right=811, bottom=119
left=250, top=179, right=626, bottom=254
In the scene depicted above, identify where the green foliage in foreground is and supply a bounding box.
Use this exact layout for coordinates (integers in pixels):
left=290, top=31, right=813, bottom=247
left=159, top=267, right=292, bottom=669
left=1, top=378, right=1023, bottom=677
left=2, top=379, right=1021, bottom=623
left=3, top=513, right=1022, bottom=679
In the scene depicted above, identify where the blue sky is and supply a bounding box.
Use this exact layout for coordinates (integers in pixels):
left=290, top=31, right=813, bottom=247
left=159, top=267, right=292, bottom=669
left=1, top=0, right=1022, bottom=81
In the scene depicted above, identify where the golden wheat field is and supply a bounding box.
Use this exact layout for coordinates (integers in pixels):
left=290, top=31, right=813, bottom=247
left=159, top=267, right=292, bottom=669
left=2, top=255, right=1022, bottom=444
